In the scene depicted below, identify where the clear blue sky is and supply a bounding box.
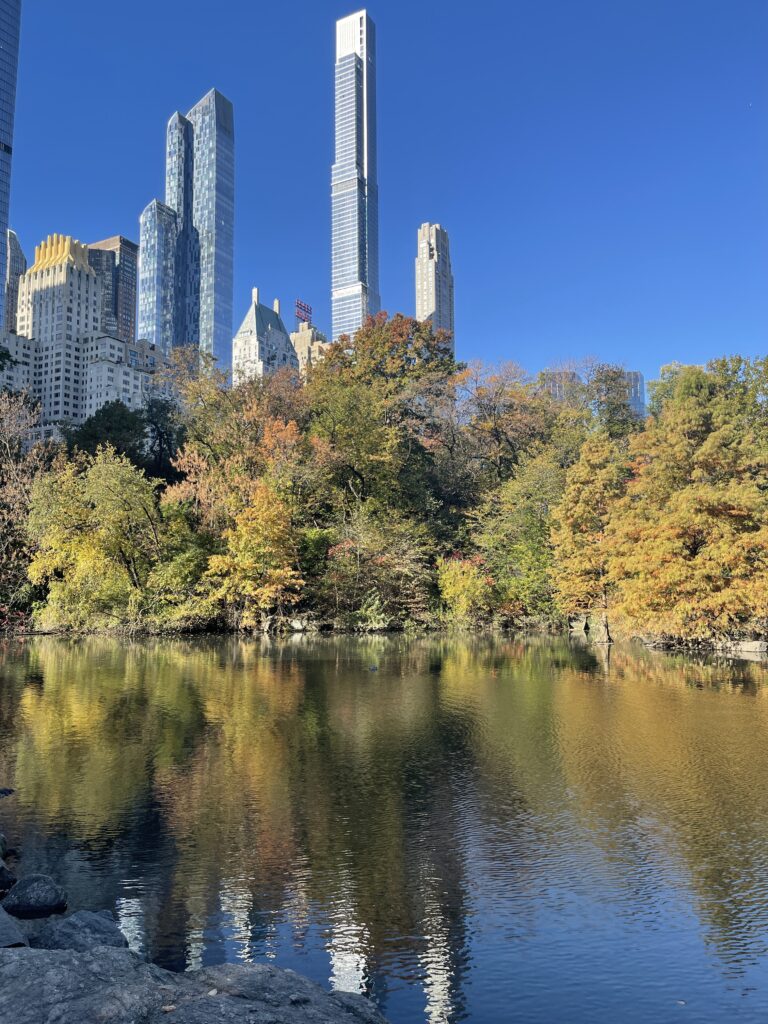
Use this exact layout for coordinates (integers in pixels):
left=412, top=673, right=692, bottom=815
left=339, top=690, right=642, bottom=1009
left=12, top=0, right=768, bottom=382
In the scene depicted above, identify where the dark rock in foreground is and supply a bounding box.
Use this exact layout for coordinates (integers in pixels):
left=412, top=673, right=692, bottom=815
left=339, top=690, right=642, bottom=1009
left=0, top=946, right=389, bottom=1023
left=1, top=874, right=67, bottom=918
left=0, top=907, right=27, bottom=948
left=0, top=788, right=15, bottom=799
left=0, top=859, right=16, bottom=896
left=27, top=909, right=128, bottom=952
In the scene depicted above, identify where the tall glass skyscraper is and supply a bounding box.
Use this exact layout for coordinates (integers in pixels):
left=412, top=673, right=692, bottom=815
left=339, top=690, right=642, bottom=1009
left=0, top=2, right=21, bottom=331
left=138, top=89, right=234, bottom=367
left=331, top=10, right=379, bottom=341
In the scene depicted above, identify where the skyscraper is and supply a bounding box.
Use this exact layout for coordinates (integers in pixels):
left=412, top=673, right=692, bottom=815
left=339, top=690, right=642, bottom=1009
left=415, top=223, right=454, bottom=345
left=5, top=228, right=26, bottom=332
left=0, top=2, right=22, bottom=331
left=138, top=200, right=177, bottom=355
left=88, top=236, right=139, bottom=343
left=331, top=10, right=379, bottom=341
left=138, top=89, right=234, bottom=366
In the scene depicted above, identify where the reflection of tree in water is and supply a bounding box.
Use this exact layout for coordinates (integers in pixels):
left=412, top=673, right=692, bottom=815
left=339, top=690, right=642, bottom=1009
left=4, top=637, right=768, bottom=1009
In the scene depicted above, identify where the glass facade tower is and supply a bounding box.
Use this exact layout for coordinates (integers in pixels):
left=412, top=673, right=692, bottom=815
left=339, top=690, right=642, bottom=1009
left=331, top=10, right=379, bottom=341
left=88, top=236, right=139, bottom=343
left=0, top=2, right=21, bottom=331
left=138, top=89, right=234, bottom=366
left=5, top=227, right=25, bottom=332
left=138, top=200, right=177, bottom=355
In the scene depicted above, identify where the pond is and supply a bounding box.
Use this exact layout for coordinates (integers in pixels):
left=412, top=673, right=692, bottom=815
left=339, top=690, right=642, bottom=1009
left=1, top=635, right=768, bottom=1023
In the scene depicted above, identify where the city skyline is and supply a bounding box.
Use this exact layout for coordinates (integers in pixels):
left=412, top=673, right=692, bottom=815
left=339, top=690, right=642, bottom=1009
left=5, top=1, right=767, bottom=382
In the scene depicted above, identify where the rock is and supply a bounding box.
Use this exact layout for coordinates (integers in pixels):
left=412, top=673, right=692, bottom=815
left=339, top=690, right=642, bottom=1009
left=0, top=946, right=391, bottom=1023
left=0, top=907, right=27, bottom=948
left=28, top=910, right=128, bottom=952
left=2, top=875, right=67, bottom=919
left=0, top=833, right=7, bottom=858
left=0, top=860, right=16, bottom=897
left=732, top=640, right=768, bottom=655
left=0, top=788, right=14, bottom=799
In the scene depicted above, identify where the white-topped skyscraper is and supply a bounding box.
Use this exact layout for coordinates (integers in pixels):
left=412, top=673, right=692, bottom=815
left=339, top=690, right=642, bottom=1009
left=138, top=89, right=234, bottom=367
left=415, top=223, right=454, bottom=347
left=0, top=2, right=21, bottom=331
left=331, top=10, right=380, bottom=341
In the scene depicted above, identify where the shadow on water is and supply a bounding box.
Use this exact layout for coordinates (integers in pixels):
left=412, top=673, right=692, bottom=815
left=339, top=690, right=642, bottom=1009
left=2, top=635, right=768, bottom=1022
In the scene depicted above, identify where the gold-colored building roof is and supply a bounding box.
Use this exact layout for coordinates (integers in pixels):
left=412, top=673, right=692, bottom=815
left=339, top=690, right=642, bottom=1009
left=29, top=234, right=93, bottom=274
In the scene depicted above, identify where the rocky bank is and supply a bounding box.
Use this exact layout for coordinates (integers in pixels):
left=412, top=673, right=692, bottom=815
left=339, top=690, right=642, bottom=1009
left=0, top=791, right=389, bottom=1024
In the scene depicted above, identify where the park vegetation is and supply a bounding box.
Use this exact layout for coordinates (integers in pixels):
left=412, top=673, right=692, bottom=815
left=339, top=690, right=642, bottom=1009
left=1, top=314, right=767, bottom=646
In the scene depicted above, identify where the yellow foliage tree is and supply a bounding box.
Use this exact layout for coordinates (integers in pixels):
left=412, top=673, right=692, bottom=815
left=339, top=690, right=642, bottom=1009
left=606, top=362, right=768, bottom=640
left=205, top=482, right=304, bottom=629
left=550, top=432, right=628, bottom=641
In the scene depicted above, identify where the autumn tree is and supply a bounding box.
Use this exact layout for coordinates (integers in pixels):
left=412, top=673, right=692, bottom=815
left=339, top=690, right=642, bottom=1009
left=27, top=447, right=165, bottom=631
left=0, top=392, right=49, bottom=624
left=551, top=432, right=629, bottom=641
left=204, top=481, right=304, bottom=629
left=606, top=359, right=768, bottom=641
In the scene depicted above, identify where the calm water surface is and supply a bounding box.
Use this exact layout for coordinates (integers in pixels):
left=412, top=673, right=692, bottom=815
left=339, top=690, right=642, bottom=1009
left=1, top=636, right=768, bottom=1022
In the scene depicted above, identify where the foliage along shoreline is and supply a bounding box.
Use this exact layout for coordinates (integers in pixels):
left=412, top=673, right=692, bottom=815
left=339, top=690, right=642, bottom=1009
left=1, top=313, right=767, bottom=650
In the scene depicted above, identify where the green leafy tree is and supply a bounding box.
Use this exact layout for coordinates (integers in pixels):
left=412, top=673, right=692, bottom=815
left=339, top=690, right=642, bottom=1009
left=64, top=401, right=147, bottom=465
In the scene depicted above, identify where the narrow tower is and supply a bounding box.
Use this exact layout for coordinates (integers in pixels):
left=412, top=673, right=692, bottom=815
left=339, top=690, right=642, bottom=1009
left=415, top=223, right=454, bottom=348
left=331, top=10, right=380, bottom=341
left=0, top=2, right=22, bottom=330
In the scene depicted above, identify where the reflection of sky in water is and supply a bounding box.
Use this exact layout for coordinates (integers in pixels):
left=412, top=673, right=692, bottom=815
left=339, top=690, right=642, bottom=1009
left=3, top=637, right=768, bottom=1022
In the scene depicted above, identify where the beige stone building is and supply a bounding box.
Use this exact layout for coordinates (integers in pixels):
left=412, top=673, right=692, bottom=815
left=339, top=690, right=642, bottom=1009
left=290, top=320, right=330, bottom=375
left=2, top=234, right=166, bottom=439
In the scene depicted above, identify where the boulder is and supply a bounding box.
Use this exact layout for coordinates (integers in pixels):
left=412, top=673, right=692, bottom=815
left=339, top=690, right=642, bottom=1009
left=0, top=907, right=26, bottom=948
left=0, top=946, right=390, bottom=1023
left=2, top=875, right=67, bottom=919
left=0, top=860, right=16, bottom=897
left=28, top=910, right=128, bottom=952
left=0, top=788, right=14, bottom=799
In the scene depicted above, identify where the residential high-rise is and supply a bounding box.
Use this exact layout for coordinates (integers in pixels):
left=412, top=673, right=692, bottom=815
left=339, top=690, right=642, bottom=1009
left=331, top=10, right=379, bottom=341
left=0, top=2, right=21, bottom=330
left=232, top=289, right=298, bottom=385
left=88, top=236, right=139, bottom=343
left=415, top=223, right=454, bottom=345
left=16, top=234, right=102, bottom=427
left=138, top=89, right=235, bottom=366
left=5, top=228, right=26, bottom=332
left=8, top=234, right=166, bottom=439
left=138, top=200, right=177, bottom=355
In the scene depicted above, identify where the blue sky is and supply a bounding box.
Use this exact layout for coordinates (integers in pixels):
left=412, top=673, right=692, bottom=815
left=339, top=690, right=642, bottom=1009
left=12, top=0, right=767, bottom=382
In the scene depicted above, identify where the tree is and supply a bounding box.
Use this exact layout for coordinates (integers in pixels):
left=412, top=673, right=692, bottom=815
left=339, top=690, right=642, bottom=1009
left=583, top=362, right=643, bottom=439
left=475, top=448, right=567, bottom=622
left=64, top=401, right=147, bottom=465
left=551, top=432, right=629, bottom=641
left=437, top=555, right=494, bottom=626
left=0, top=392, right=48, bottom=624
left=606, top=360, right=768, bottom=641
left=27, top=447, right=164, bottom=631
left=204, top=481, right=304, bottom=630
